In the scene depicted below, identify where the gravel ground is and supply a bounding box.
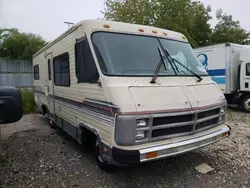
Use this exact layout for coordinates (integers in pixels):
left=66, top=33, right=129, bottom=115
left=0, top=110, right=250, bottom=188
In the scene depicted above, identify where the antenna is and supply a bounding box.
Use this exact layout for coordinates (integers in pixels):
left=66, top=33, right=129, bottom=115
left=64, top=21, right=74, bottom=28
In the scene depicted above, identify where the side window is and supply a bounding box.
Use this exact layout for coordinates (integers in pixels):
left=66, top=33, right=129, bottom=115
left=246, top=63, right=250, bottom=76
left=34, top=65, right=39, bottom=80
left=48, top=59, right=51, bottom=80
left=75, top=37, right=99, bottom=83
left=53, top=53, right=70, bottom=87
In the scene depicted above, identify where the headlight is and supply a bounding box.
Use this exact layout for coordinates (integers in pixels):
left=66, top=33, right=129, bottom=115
left=136, top=119, right=147, bottom=127
left=135, top=131, right=146, bottom=140
left=221, top=107, right=225, bottom=113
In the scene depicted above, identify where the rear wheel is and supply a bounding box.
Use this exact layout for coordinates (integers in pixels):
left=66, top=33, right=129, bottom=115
left=241, top=95, right=250, bottom=112
left=48, top=118, right=57, bottom=128
left=47, top=110, right=57, bottom=128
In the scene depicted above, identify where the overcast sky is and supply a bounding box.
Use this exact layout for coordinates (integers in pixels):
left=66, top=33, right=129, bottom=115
left=0, top=0, right=250, bottom=41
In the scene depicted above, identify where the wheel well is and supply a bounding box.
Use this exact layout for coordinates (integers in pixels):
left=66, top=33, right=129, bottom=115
left=41, top=104, right=48, bottom=115
left=80, top=126, right=97, bottom=151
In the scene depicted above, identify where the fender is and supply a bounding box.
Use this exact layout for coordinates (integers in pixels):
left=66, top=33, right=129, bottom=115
left=78, top=123, right=102, bottom=145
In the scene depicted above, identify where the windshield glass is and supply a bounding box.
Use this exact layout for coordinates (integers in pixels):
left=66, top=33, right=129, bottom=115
left=92, top=32, right=207, bottom=76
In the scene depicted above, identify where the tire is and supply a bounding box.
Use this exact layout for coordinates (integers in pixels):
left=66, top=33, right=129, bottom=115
left=48, top=118, right=57, bottom=129
left=241, top=95, right=250, bottom=112
left=95, top=141, right=113, bottom=172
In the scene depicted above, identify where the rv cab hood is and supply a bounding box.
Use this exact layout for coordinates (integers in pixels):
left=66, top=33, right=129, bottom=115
left=128, top=83, right=225, bottom=113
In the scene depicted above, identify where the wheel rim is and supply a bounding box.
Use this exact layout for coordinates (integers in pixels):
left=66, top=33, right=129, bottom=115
left=244, top=98, right=250, bottom=110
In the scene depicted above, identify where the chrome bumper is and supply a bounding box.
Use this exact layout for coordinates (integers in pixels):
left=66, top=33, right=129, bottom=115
left=139, top=125, right=230, bottom=162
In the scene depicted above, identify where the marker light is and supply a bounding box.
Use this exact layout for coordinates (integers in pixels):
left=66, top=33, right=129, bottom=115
left=146, top=152, right=157, bottom=159
left=139, top=28, right=144, bottom=32
left=103, top=24, right=110, bottom=28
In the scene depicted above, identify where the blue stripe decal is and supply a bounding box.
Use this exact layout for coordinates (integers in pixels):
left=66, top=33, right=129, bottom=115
left=212, top=77, right=226, bottom=84
left=207, top=69, right=226, bottom=76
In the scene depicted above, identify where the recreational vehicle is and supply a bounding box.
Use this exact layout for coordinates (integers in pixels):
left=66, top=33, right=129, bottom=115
left=33, top=20, right=231, bottom=170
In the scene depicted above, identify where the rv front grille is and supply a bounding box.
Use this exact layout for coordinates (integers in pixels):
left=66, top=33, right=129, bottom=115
left=151, top=107, right=221, bottom=140
left=153, top=114, right=194, bottom=126
left=152, top=124, right=193, bottom=138
left=195, top=118, right=219, bottom=130
left=197, top=108, right=220, bottom=119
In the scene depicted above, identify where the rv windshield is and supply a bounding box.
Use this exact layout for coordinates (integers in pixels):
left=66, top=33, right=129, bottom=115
left=91, top=32, right=207, bottom=77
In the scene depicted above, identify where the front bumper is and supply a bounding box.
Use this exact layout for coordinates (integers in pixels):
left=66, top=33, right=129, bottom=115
left=112, top=125, right=230, bottom=164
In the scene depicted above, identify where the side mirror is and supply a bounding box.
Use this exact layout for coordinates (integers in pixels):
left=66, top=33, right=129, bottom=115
left=0, top=87, right=23, bottom=124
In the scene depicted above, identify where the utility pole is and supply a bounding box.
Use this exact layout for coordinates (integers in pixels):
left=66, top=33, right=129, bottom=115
left=64, top=21, right=74, bottom=28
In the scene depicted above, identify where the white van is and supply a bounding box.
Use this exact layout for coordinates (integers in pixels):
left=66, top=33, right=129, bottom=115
left=33, top=19, right=230, bottom=170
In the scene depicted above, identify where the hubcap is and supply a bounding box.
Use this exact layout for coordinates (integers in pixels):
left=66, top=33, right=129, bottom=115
left=244, top=99, right=250, bottom=110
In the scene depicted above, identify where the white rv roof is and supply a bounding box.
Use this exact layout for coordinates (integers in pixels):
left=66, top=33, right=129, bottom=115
left=33, top=19, right=188, bottom=57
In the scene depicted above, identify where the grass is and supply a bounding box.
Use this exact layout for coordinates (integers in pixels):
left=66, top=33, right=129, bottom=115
left=226, top=108, right=233, bottom=121
left=19, top=88, right=37, bottom=114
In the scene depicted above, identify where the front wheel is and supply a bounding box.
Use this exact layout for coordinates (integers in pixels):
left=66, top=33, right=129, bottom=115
left=95, top=141, right=113, bottom=172
left=241, top=95, right=250, bottom=112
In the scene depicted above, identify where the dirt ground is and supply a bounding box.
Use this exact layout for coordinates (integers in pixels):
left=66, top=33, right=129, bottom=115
left=0, top=110, right=250, bottom=188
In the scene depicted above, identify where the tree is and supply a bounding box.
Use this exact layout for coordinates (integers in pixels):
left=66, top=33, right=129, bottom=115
left=211, top=9, right=250, bottom=45
left=0, top=28, right=46, bottom=60
left=102, top=0, right=213, bottom=47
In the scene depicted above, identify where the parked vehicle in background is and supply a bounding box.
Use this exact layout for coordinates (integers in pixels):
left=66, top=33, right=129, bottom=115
left=195, top=43, right=250, bottom=112
left=0, top=86, right=23, bottom=151
left=0, top=86, right=23, bottom=124
left=33, top=19, right=230, bottom=171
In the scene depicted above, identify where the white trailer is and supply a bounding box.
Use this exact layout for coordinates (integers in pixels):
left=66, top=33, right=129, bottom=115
left=33, top=19, right=230, bottom=171
left=195, top=43, right=250, bottom=112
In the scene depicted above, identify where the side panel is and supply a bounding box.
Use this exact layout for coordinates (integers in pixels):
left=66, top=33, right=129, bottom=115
left=33, top=26, right=114, bottom=145
left=195, top=45, right=226, bottom=92
left=33, top=50, right=49, bottom=111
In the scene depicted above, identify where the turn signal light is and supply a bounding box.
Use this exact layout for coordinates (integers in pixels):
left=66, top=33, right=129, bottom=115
left=103, top=147, right=108, bottom=153
left=222, top=132, right=228, bottom=137
left=146, top=151, right=157, bottom=159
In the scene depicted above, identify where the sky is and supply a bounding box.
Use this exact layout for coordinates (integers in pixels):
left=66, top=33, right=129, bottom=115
left=0, top=0, right=250, bottom=41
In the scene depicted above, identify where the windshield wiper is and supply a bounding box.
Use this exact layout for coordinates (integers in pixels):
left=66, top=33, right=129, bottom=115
left=150, top=48, right=166, bottom=84
left=164, top=49, right=203, bottom=82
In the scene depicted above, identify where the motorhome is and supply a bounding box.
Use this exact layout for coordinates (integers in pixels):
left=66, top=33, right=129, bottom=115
left=33, top=20, right=230, bottom=170
left=195, top=43, right=250, bottom=112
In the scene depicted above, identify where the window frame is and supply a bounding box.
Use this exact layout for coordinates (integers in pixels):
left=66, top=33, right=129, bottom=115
left=48, top=59, right=51, bottom=80
left=34, top=64, right=39, bottom=80
left=246, top=63, right=250, bottom=76
left=74, top=37, right=99, bottom=83
left=53, top=52, right=70, bottom=87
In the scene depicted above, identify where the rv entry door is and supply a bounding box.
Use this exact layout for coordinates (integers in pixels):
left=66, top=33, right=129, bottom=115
left=47, top=53, right=55, bottom=119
